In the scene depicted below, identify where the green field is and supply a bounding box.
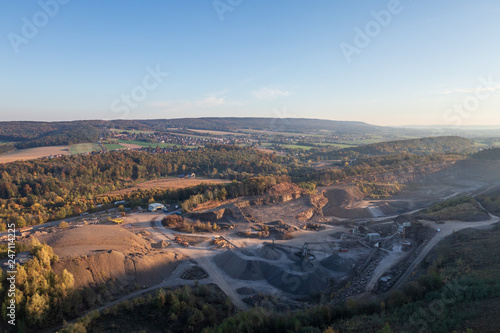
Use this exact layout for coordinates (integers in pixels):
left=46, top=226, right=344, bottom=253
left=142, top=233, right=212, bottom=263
left=316, top=142, right=357, bottom=148
left=104, top=143, right=126, bottom=150
left=337, top=138, right=386, bottom=145
left=69, top=143, right=103, bottom=154
left=281, top=144, right=314, bottom=150
left=118, top=140, right=179, bottom=148
left=473, top=140, right=490, bottom=147
left=238, top=129, right=320, bottom=137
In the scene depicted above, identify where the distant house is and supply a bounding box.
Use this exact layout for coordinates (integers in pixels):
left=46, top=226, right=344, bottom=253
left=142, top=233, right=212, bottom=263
left=148, top=203, right=165, bottom=212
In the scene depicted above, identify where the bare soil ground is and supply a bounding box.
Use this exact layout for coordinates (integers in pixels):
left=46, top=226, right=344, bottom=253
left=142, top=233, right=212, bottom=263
left=321, top=186, right=373, bottom=218
left=244, top=196, right=312, bottom=224
left=256, top=147, right=277, bottom=154
left=0, top=145, right=71, bottom=163
left=105, top=178, right=231, bottom=196
left=37, top=224, right=150, bottom=258
left=33, top=219, right=182, bottom=292
left=311, top=160, right=341, bottom=170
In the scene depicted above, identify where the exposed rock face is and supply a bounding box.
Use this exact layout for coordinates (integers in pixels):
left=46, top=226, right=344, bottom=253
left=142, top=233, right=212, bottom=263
left=296, top=208, right=316, bottom=221
left=151, top=240, right=169, bottom=249
left=296, top=191, right=329, bottom=221
left=190, top=208, right=230, bottom=221
left=347, top=161, right=456, bottom=184
left=236, top=191, right=302, bottom=209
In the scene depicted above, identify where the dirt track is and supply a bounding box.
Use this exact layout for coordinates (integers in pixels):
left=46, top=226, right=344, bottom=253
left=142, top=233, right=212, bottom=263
left=390, top=216, right=499, bottom=292
left=105, top=178, right=231, bottom=196
left=151, top=216, right=250, bottom=310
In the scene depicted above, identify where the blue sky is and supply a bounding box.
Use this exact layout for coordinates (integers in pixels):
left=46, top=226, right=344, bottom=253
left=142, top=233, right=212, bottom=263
left=1, top=0, right=500, bottom=126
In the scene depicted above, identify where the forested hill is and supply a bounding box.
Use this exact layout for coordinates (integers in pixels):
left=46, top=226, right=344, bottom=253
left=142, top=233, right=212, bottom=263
left=0, top=118, right=389, bottom=138
left=346, top=136, right=474, bottom=155
left=0, top=122, right=101, bottom=152
left=471, top=147, right=500, bottom=160
left=95, top=117, right=386, bottom=134
left=0, top=118, right=398, bottom=154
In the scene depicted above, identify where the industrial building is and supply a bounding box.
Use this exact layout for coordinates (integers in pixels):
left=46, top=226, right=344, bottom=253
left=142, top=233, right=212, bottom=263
left=148, top=203, right=165, bottom=212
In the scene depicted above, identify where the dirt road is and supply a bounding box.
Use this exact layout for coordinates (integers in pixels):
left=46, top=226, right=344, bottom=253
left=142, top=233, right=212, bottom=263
left=365, top=247, right=406, bottom=292
left=151, top=217, right=249, bottom=310
left=389, top=216, right=499, bottom=292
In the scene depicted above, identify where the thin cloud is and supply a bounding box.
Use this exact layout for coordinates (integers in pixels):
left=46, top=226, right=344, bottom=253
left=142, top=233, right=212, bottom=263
left=150, top=95, right=239, bottom=112
left=438, top=85, right=500, bottom=95
left=252, top=87, right=292, bottom=100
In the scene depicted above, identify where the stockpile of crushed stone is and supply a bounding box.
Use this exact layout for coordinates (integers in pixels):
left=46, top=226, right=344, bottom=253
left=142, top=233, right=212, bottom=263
left=215, top=250, right=327, bottom=295
left=215, top=250, right=265, bottom=280
left=320, top=254, right=355, bottom=273
left=236, top=287, right=256, bottom=295
left=256, top=246, right=282, bottom=260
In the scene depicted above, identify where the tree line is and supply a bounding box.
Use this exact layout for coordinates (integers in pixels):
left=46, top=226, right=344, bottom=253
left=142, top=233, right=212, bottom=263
left=0, top=146, right=300, bottom=229
left=0, top=239, right=78, bottom=331
left=0, top=122, right=102, bottom=153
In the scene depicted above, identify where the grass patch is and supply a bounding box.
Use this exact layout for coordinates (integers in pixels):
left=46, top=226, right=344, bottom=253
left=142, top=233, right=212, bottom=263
left=281, top=144, right=314, bottom=150
left=337, top=138, right=386, bottom=145
left=357, top=182, right=404, bottom=199
left=473, top=141, right=490, bottom=147
left=104, top=143, right=126, bottom=150
left=316, top=142, right=358, bottom=148
left=69, top=143, right=102, bottom=155
left=416, top=196, right=489, bottom=221
left=237, top=129, right=320, bottom=137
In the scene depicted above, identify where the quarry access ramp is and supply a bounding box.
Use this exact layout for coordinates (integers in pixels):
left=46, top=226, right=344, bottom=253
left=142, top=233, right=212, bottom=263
left=388, top=215, right=500, bottom=293
left=152, top=216, right=249, bottom=311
